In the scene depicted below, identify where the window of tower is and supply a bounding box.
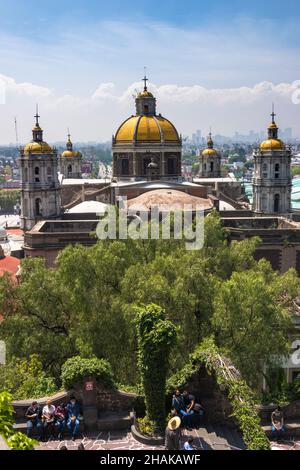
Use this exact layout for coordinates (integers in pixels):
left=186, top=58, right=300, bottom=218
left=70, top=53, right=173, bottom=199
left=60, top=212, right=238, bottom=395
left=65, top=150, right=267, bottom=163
left=35, top=198, right=42, bottom=216
left=143, top=105, right=149, bottom=114
left=262, top=163, right=267, bottom=178
left=275, top=163, right=280, bottom=179
left=24, top=167, right=28, bottom=182
left=203, top=163, right=207, bottom=171
left=47, top=166, right=52, bottom=182
left=210, top=162, right=214, bottom=172
left=67, top=164, right=72, bottom=175
left=274, top=194, right=280, bottom=213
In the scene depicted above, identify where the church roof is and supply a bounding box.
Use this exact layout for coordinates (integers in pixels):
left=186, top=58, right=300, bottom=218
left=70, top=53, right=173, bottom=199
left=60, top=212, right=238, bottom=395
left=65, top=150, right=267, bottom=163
left=115, top=115, right=180, bottom=143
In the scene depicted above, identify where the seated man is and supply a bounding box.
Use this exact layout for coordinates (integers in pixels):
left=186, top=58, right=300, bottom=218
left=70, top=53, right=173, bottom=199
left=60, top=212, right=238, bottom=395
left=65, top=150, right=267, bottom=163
left=271, top=406, right=285, bottom=440
left=55, top=402, right=67, bottom=441
left=172, top=389, right=194, bottom=430
left=66, top=396, right=81, bottom=441
left=25, top=401, right=42, bottom=439
left=183, top=390, right=205, bottom=427
left=41, top=400, right=56, bottom=440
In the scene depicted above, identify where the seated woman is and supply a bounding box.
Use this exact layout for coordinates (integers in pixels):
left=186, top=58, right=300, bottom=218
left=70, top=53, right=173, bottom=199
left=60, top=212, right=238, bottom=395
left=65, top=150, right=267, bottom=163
left=271, top=406, right=285, bottom=441
left=55, top=402, right=67, bottom=440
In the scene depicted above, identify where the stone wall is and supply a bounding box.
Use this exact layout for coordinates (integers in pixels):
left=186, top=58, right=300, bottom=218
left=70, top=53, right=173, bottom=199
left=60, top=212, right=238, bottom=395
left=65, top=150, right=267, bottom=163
left=258, top=400, right=300, bottom=424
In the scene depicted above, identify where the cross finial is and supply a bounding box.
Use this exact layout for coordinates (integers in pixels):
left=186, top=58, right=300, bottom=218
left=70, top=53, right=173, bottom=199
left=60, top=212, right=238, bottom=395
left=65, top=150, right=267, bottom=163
left=67, top=127, right=71, bottom=141
left=34, top=104, right=40, bottom=126
left=142, top=66, right=148, bottom=91
left=271, top=103, right=276, bottom=123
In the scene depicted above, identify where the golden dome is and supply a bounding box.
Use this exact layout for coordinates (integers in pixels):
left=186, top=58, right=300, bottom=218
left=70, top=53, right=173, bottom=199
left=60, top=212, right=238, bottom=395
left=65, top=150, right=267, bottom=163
left=61, top=150, right=82, bottom=158
left=137, top=90, right=154, bottom=98
left=24, top=141, right=53, bottom=154
left=202, top=148, right=218, bottom=156
left=260, top=139, right=285, bottom=150
left=268, top=122, right=278, bottom=129
left=115, top=115, right=180, bottom=143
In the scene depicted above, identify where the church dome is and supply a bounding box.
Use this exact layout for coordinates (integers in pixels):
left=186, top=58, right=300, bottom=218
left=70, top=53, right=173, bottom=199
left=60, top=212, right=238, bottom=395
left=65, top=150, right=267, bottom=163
left=115, top=115, right=180, bottom=143
left=260, top=139, right=285, bottom=150
left=201, top=132, right=219, bottom=156
left=202, top=148, right=219, bottom=156
left=61, top=150, right=82, bottom=158
left=24, top=141, right=53, bottom=154
left=259, top=108, right=285, bottom=151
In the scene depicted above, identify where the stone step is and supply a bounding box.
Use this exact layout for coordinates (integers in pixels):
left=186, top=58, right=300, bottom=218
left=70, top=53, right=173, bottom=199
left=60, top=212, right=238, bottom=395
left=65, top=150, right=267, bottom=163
left=97, top=412, right=131, bottom=431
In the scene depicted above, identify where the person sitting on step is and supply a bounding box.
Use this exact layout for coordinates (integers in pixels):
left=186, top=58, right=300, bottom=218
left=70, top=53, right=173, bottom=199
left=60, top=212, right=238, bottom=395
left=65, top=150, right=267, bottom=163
left=172, top=389, right=194, bottom=430
left=182, top=390, right=205, bottom=427
left=66, top=396, right=81, bottom=441
left=55, top=402, right=67, bottom=440
left=183, top=436, right=199, bottom=450
left=25, top=401, right=43, bottom=439
left=271, top=405, right=285, bottom=441
left=41, top=400, right=56, bottom=441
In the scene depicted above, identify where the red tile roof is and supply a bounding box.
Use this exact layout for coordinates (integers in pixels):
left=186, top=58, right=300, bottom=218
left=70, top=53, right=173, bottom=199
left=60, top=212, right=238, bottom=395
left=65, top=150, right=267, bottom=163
left=0, top=256, right=20, bottom=279
left=5, top=228, right=23, bottom=236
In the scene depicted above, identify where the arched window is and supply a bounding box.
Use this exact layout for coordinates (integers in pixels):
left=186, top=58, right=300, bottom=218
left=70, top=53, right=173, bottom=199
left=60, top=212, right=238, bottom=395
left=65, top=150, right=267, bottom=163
left=262, top=163, right=268, bottom=178
left=34, top=166, right=40, bottom=182
left=35, top=198, right=42, bottom=216
left=274, top=194, right=280, bottom=212
left=275, top=163, right=280, bottom=179
left=210, top=161, right=214, bottom=172
left=24, top=167, right=28, bottom=182
left=67, top=164, right=72, bottom=175
left=143, top=105, right=149, bottom=114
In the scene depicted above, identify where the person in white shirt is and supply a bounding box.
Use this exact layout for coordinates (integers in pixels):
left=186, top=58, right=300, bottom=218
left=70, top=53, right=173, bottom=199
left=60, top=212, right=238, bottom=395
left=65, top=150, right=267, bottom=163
left=41, top=400, right=56, bottom=440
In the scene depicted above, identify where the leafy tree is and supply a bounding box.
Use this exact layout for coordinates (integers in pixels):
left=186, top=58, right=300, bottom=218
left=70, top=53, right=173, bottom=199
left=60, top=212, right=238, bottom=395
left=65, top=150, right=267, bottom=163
left=0, top=354, right=57, bottom=400
left=135, top=304, right=177, bottom=433
left=213, top=260, right=298, bottom=387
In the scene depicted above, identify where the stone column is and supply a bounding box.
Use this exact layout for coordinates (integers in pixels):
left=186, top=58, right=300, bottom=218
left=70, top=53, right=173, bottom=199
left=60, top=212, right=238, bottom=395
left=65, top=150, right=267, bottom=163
left=81, top=377, right=98, bottom=432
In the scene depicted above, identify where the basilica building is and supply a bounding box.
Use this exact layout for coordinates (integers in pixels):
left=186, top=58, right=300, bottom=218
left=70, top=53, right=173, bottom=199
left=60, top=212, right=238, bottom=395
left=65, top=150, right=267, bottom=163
left=112, top=77, right=182, bottom=181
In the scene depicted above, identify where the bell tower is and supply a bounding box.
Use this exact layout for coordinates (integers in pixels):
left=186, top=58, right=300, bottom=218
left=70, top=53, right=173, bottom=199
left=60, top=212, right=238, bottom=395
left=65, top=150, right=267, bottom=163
left=19, top=109, right=61, bottom=231
left=252, top=107, right=292, bottom=214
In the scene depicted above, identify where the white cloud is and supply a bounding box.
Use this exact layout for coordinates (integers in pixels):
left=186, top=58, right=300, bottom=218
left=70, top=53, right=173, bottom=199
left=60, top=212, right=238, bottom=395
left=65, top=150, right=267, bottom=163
left=0, top=73, right=300, bottom=144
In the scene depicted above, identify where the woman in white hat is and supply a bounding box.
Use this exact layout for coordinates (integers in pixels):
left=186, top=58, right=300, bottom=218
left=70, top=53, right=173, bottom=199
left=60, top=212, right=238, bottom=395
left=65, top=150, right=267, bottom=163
left=165, top=416, right=181, bottom=450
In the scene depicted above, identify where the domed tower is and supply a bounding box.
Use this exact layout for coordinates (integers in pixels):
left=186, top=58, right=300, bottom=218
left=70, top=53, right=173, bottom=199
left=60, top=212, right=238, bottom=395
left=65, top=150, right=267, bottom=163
left=112, top=75, right=182, bottom=181
left=60, top=132, right=82, bottom=179
left=199, top=132, right=221, bottom=177
left=252, top=108, right=292, bottom=214
left=19, top=109, right=61, bottom=231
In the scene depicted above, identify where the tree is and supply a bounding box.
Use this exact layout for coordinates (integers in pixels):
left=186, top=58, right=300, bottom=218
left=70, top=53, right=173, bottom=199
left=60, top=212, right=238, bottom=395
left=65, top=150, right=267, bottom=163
left=135, top=304, right=177, bottom=433
left=212, top=260, right=298, bottom=387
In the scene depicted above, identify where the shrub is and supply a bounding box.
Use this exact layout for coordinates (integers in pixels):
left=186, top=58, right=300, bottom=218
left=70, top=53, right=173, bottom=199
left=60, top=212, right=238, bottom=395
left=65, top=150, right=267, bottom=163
left=135, top=304, right=177, bottom=434
left=0, top=391, right=36, bottom=450
left=61, top=356, right=115, bottom=390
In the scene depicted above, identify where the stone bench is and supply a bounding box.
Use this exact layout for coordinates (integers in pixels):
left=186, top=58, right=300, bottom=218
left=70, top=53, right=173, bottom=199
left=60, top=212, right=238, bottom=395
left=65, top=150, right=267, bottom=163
left=262, top=418, right=300, bottom=437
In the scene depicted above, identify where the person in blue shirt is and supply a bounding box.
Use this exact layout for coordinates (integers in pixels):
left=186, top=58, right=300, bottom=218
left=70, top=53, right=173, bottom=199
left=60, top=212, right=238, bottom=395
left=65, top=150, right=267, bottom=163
left=183, top=436, right=198, bottom=450
left=66, top=396, right=81, bottom=441
left=172, top=389, right=194, bottom=430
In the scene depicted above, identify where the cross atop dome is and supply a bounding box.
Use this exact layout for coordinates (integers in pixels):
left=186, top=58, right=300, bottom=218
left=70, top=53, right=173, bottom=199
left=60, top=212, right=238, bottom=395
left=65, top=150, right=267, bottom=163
left=271, top=103, right=276, bottom=124
left=34, top=104, right=40, bottom=127
left=142, top=72, right=148, bottom=91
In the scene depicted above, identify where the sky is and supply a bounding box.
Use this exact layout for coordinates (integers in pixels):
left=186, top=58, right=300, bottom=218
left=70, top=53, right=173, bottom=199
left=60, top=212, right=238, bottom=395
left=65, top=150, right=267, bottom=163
left=0, top=0, right=300, bottom=144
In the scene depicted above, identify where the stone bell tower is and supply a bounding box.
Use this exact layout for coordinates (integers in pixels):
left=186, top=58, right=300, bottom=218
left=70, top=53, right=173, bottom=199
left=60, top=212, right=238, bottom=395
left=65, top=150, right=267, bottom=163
left=252, top=108, right=292, bottom=215
left=19, top=109, right=61, bottom=231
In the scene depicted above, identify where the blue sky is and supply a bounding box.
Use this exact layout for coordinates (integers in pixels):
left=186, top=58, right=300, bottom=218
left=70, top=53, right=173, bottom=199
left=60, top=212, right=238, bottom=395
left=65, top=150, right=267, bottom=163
left=0, top=0, right=300, bottom=143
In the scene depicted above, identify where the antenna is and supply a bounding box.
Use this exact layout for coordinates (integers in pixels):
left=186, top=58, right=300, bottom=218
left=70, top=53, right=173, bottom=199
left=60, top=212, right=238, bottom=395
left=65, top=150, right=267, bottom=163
left=14, top=117, right=19, bottom=147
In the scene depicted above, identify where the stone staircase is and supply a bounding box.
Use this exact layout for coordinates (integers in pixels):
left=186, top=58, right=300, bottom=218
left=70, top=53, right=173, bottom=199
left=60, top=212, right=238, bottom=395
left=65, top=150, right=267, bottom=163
left=182, top=424, right=246, bottom=450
